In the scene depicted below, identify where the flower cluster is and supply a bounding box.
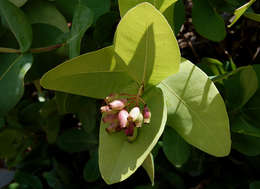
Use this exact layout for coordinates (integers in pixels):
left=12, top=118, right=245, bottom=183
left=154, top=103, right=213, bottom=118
left=100, top=93, right=151, bottom=142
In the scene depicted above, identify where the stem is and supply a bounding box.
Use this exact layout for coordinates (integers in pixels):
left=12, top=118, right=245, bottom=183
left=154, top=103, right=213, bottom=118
left=0, top=47, right=20, bottom=53
left=212, top=66, right=246, bottom=83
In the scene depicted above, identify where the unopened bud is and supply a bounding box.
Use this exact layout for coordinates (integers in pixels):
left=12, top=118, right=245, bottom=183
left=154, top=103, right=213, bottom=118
left=100, top=105, right=110, bottom=113
left=102, top=113, right=118, bottom=123
left=143, top=105, right=151, bottom=124
left=128, top=107, right=140, bottom=122
left=105, top=93, right=118, bottom=104
left=128, top=127, right=138, bottom=143
left=118, top=109, right=129, bottom=128
left=125, top=122, right=135, bottom=136
left=109, top=99, right=127, bottom=110
left=106, top=122, right=119, bottom=134
left=135, top=113, right=143, bottom=128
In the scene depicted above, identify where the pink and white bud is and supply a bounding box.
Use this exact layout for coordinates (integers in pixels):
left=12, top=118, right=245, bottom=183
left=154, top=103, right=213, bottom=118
left=106, top=122, right=119, bottom=134
left=102, top=113, right=118, bottom=123
left=128, top=107, right=141, bottom=122
left=125, top=122, right=135, bottom=136
left=109, top=99, right=127, bottom=110
left=143, top=105, right=151, bottom=124
left=118, top=109, right=129, bottom=128
left=100, top=105, right=110, bottom=113
left=135, top=113, right=143, bottom=128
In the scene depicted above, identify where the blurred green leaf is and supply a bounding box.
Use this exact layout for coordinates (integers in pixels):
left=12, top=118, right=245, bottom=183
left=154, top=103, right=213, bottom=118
left=142, top=153, right=154, bottom=186
left=0, top=0, right=32, bottom=52
left=15, top=171, right=43, bottom=189
left=69, top=3, right=94, bottom=58
left=250, top=181, right=260, bottom=189
left=82, top=0, right=110, bottom=22
left=163, top=127, right=191, bottom=167
left=0, top=53, right=33, bottom=117
left=43, top=170, right=62, bottom=189
left=244, top=12, right=260, bottom=22
left=83, top=151, right=100, bottom=182
left=198, top=57, right=226, bottom=77
left=9, top=0, right=27, bottom=7
left=23, top=0, right=69, bottom=32
left=192, top=0, right=226, bottom=41
left=158, top=58, right=231, bottom=157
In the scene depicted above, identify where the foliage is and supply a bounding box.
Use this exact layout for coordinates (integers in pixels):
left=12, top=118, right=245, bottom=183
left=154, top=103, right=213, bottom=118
left=0, top=0, right=259, bottom=188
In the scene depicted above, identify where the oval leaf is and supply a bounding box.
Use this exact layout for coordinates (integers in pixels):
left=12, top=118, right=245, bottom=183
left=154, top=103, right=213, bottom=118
left=99, top=87, right=167, bottom=184
left=192, top=0, right=226, bottom=42
left=0, top=0, right=32, bottom=52
left=142, top=153, right=155, bottom=186
left=158, top=58, right=231, bottom=157
left=40, top=46, right=138, bottom=99
left=114, top=2, right=180, bottom=87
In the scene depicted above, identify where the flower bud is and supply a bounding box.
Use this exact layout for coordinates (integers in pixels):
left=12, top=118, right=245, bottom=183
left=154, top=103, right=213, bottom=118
left=100, top=105, right=110, bottom=113
left=106, top=122, right=119, bottom=134
left=135, top=113, right=143, bottom=128
left=105, top=93, right=118, bottom=104
left=118, top=109, right=129, bottom=128
left=143, top=105, right=151, bottom=124
left=109, top=99, right=127, bottom=110
left=128, top=127, right=138, bottom=143
left=102, top=113, right=118, bottom=123
left=128, top=107, right=140, bottom=122
left=125, top=122, right=135, bottom=136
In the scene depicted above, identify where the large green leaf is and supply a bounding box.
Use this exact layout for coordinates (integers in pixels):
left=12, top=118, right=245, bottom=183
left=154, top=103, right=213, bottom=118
left=0, top=0, right=32, bottom=52
left=99, top=87, right=167, bottom=184
left=158, top=58, right=231, bottom=157
left=82, top=0, right=110, bottom=22
left=23, top=0, right=69, bottom=33
left=192, top=0, right=226, bottom=42
left=114, top=2, right=180, bottom=87
left=118, top=0, right=178, bottom=17
left=142, top=153, right=154, bottom=186
left=228, top=0, right=256, bottom=27
left=162, top=126, right=191, bottom=167
left=40, top=46, right=138, bottom=99
left=69, top=3, right=94, bottom=58
left=0, top=53, right=33, bottom=117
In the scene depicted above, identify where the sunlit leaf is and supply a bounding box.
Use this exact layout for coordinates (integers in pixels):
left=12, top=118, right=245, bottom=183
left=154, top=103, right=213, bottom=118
left=244, top=12, right=260, bottom=22
left=142, top=153, right=154, bottom=186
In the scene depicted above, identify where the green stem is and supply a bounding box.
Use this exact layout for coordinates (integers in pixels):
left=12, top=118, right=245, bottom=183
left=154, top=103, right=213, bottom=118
left=212, top=66, right=246, bottom=83
left=0, top=47, right=20, bottom=53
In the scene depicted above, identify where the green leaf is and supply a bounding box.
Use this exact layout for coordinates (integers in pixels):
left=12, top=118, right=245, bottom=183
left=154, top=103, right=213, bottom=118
left=114, top=2, right=180, bottom=87
left=228, top=0, right=256, bottom=27
left=162, top=126, right=191, bottom=167
left=44, top=116, right=60, bottom=144
left=9, top=0, right=27, bottom=7
left=224, top=65, right=258, bottom=110
left=69, top=3, right=94, bottom=58
left=15, top=171, right=43, bottom=189
left=243, top=90, right=260, bottom=125
left=99, top=87, right=167, bottom=184
left=83, top=151, right=100, bottom=182
left=250, top=181, right=260, bottom=189
left=0, top=0, right=32, bottom=52
left=244, top=12, right=260, bottom=22
left=232, top=133, right=260, bottom=156
left=40, top=46, right=138, bottom=99
left=0, top=117, right=4, bottom=129
left=57, top=129, right=98, bottom=153
left=0, top=53, right=33, bottom=117
left=172, top=0, right=185, bottom=35
left=23, top=0, right=69, bottom=33
left=198, top=57, right=225, bottom=77
left=118, top=0, right=178, bottom=17
left=142, top=153, right=154, bottom=186
left=192, top=0, right=226, bottom=42
left=158, top=58, right=231, bottom=157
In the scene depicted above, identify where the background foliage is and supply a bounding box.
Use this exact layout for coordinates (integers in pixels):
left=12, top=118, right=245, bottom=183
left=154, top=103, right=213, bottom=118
left=0, top=0, right=260, bottom=188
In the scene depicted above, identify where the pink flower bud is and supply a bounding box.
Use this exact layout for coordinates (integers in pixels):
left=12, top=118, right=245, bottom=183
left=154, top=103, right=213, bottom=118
left=128, top=107, right=140, bottom=122
left=102, top=113, right=118, bottom=123
left=100, top=105, right=110, bottom=113
left=106, top=122, right=119, bottom=134
left=135, top=113, right=143, bottom=128
left=125, top=122, right=135, bottom=136
left=118, top=109, right=129, bottom=128
left=143, top=105, right=151, bottom=124
left=109, top=99, right=127, bottom=110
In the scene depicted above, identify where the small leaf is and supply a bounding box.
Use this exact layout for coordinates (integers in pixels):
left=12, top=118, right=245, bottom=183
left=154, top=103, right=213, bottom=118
left=0, top=0, right=32, bottom=52
left=0, top=53, right=33, bottom=117
left=158, top=58, right=231, bottom=157
left=162, top=126, right=191, bottom=167
left=99, top=87, right=167, bottom=184
left=192, top=0, right=226, bottom=42
left=83, top=151, right=100, bottom=182
left=23, top=0, right=69, bottom=33
left=69, top=3, right=94, bottom=58
left=198, top=57, right=225, bottom=77
left=40, top=46, right=138, bottom=99
left=57, top=129, right=98, bottom=153
left=142, top=153, right=154, bottom=186
left=114, top=2, right=180, bottom=87
left=118, top=0, right=178, bottom=17
left=228, top=0, right=256, bottom=27
left=244, top=12, right=260, bottom=22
